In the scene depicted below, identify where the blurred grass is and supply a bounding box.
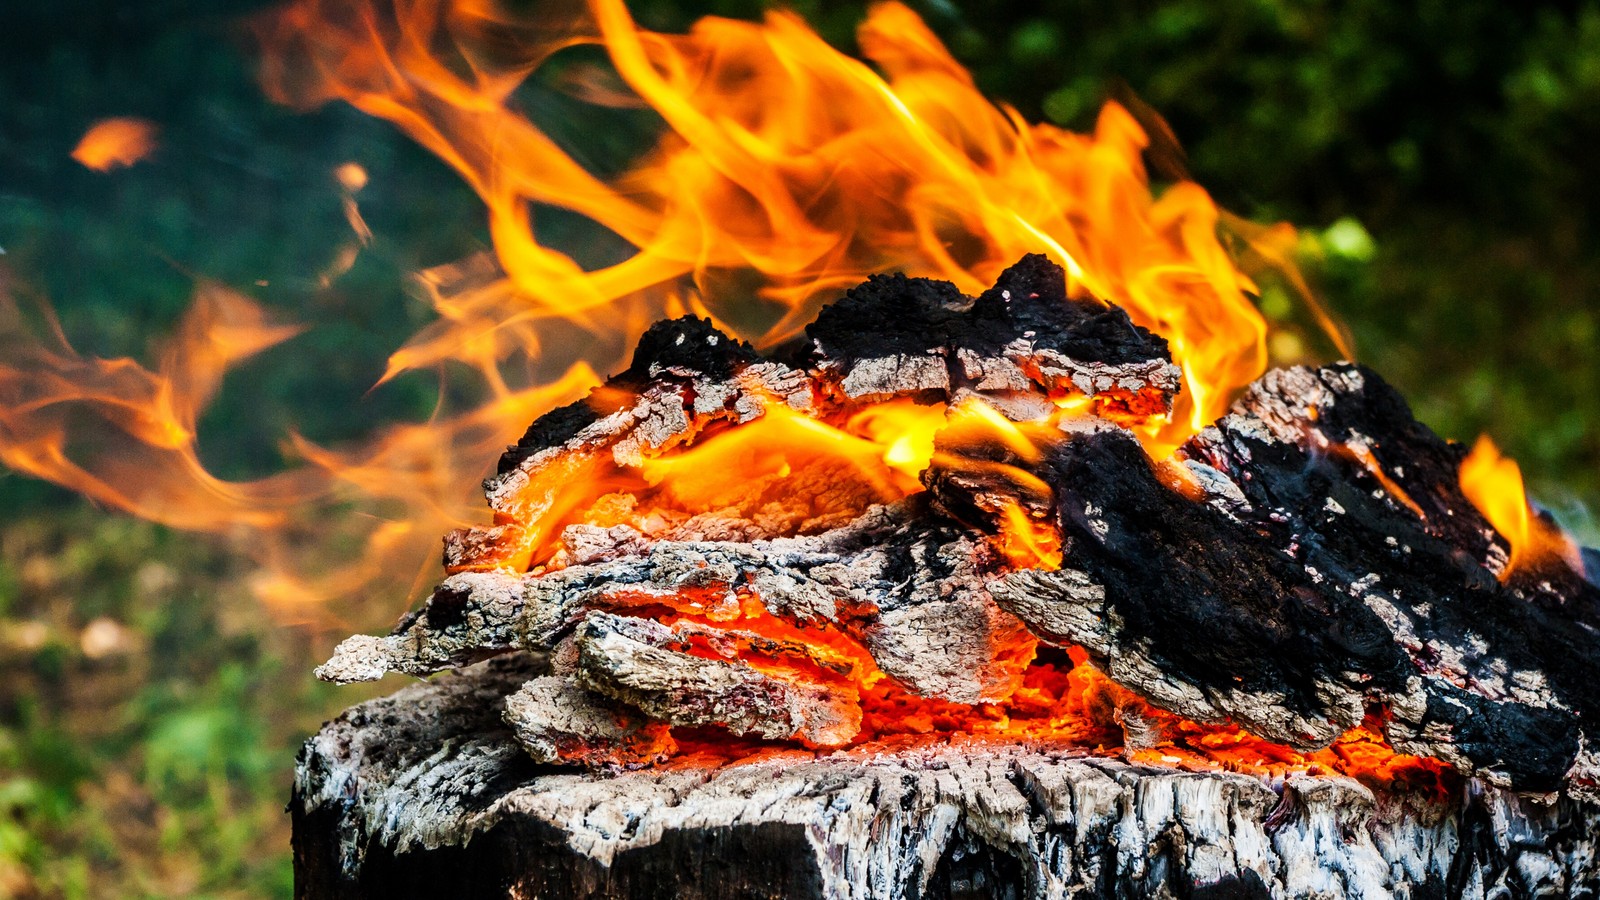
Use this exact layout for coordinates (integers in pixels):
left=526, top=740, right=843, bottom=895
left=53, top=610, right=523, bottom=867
left=0, top=512, right=387, bottom=898
left=2, top=0, right=1600, bottom=896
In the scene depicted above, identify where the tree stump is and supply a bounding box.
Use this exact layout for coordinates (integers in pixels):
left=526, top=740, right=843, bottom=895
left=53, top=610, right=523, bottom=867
left=293, top=655, right=1600, bottom=899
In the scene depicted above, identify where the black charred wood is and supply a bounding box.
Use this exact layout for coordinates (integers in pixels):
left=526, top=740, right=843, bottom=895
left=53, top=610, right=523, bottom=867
left=991, top=364, right=1600, bottom=795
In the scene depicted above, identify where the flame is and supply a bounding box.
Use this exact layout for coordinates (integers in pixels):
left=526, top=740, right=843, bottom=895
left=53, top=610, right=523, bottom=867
left=0, top=279, right=597, bottom=622
left=251, top=0, right=1327, bottom=445
left=0, top=284, right=309, bottom=530
left=1460, top=434, right=1579, bottom=578
left=997, top=501, right=1063, bottom=570
left=1, top=0, right=1443, bottom=781
left=2, top=0, right=1333, bottom=617
left=638, top=403, right=918, bottom=509
left=71, top=118, right=159, bottom=171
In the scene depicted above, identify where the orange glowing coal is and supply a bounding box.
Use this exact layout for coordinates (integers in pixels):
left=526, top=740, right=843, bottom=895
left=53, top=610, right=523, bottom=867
left=1460, top=434, right=1580, bottom=579
left=71, top=117, right=159, bottom=171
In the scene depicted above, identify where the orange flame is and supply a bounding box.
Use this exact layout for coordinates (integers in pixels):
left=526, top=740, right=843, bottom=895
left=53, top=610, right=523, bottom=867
left=71, top=118, right=159, bottom=171
left=11, top=0, right=1333, bottom=621
left=0, top=279, right=597, bottom=622
left=0, top=284, right=308, bottom=530
left=1, top=2, right=1476, bottom=786
left=252, top=0, right=1325, bottom=444
left=1460, top=434, right=1579, bottom=578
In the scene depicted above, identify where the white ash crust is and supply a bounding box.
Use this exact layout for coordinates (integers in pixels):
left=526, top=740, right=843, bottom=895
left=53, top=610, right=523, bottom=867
left=315, top=634, right=395, bottom=685
left=859, top=595, right=1033, bottom=705
left=1018, top=346, right=1183, bottom=400
left=321, top=502, right=1025, bottom=707
left=502, top=675, right=675, bottom=768
left=834, top=353, right=951, bottom=399
left=823, top=341, right=1181, bottom=409
left=574, top=613, right=861, bottom=747
left=298, top=659, right=1600, bottom=898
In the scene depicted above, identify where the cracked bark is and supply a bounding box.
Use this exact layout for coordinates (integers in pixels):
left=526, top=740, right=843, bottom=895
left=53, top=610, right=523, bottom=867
left=989, top=364, right=1600, bottom=796
left=294, top=657, right=1600, bottom=900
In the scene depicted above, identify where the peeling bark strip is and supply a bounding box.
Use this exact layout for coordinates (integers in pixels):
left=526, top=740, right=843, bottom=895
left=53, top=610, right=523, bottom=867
left=294, top=659, right=1600, bottom=900
left=319, top=500, right=1031, bottom=708
left=992, top=363, right=1600, bottom=796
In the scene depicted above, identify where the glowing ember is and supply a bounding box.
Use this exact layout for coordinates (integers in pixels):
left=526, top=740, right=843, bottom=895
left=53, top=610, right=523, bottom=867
left=70, top=117, right=159, bottom=171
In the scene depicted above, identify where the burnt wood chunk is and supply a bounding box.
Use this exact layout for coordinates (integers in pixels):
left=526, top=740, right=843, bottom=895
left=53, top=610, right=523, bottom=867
left=294, top=658, right=1600, bottom=899
left=465, top=259, right=1181, bottom=574
left=319, top=499, right=1040, bottom=766
left=992, top=364, right=1600, bottom=796
left=575, top=613, right=862, bottom=746
left=806, top=254, right=1179, bottom=404
left=315, top=255, right=1600, bottom=808
left=501, top=675, right=676, bottom=768
left=494, top=317, right=762, bottom=477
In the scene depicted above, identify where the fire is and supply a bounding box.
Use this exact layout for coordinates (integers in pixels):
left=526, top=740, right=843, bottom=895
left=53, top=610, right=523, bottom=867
left=0, top=280, right=597, bottom=621
left=655, top=590, right=1450, bottom=794
left=0, top=0, right=1491, bottom=788
left=1460, top=434, right=1580, bottom=578
left=251, top=0, right=1330, bottom=447
left=3, top=0, right=1339, bottom=616
left=71, top=117, right=159, bottom=171
left=0, top=284, right=308, bottom=531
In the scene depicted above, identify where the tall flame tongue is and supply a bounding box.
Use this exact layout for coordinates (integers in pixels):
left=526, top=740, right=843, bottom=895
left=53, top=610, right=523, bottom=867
left=254, top=0, right=1297, bottom=446
left=0, top=0, right=1319, bottom=622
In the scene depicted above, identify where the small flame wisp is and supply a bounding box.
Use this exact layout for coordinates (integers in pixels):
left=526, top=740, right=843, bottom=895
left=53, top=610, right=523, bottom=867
left=1460, top=435, right=1580, bottom=579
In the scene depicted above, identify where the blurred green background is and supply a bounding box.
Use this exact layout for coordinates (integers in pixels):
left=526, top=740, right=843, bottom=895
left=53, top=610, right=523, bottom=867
left=2, top=0, right=1597, bottom=895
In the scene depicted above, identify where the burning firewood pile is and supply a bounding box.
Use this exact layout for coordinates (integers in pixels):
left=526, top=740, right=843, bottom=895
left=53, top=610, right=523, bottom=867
left=300, top=255, right=1600, bottom=898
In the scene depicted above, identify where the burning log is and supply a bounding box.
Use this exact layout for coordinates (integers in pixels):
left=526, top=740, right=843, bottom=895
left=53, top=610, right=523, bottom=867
left=992, top=364, right=1600, bottom=796
left=319, top=502, right=1032, bottom=706
left=301, top=256, right=1600, bottom=895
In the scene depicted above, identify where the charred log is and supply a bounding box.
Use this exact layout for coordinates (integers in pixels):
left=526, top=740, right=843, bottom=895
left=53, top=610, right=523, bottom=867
left=321, top=500, right=1031, bottom=710
left=310, top=252, right=1600, bottom=876
left=991, top=364, right=1600, bottom=796
left=805, top=253, right=1179, bottom=409
left=454, top=255, right=1181, bottom=574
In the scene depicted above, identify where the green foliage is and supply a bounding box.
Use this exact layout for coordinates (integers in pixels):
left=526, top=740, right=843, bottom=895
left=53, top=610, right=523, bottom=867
left=0, top=514, right=372, bottom=898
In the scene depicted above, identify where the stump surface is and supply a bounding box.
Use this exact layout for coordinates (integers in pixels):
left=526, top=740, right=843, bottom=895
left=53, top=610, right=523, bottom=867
left=294, top=657, right=1600, bottom=900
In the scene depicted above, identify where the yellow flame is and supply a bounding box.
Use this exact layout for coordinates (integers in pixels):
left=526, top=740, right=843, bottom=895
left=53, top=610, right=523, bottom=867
left=2, top=0, right=1342, bottom=620
left=253, top=0, right=1306, bottom=440
left=1460, top=435, right=1579, bottom=579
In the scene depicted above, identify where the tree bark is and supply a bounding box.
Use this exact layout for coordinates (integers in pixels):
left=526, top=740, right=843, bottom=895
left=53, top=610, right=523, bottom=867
left=294, top=656, right=1600, bottom=899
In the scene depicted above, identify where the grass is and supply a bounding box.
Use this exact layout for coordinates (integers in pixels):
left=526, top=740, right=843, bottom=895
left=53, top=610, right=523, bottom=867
left=0, top=512, right=386, bottom=899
